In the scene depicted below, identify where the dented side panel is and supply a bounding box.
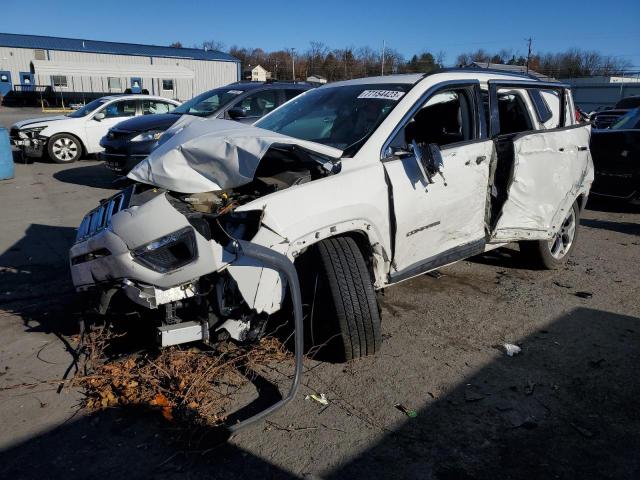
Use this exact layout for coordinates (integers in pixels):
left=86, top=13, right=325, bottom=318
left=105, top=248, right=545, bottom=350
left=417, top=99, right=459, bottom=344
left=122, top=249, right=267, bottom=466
left=491, top=125, right=592, bottom=242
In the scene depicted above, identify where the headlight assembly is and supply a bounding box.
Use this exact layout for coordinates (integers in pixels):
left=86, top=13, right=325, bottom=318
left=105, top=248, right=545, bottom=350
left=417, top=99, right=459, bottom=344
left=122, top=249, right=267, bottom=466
left=131, top=130, right=164, bottom=142
left=18, top=126, right=46, bottom=139
left=132, top=227, right=197, bottom=272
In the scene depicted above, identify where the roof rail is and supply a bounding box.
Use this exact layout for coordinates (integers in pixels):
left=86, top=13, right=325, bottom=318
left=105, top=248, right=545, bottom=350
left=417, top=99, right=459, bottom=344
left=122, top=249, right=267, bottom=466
left=430, top=66, right=544, bottom=82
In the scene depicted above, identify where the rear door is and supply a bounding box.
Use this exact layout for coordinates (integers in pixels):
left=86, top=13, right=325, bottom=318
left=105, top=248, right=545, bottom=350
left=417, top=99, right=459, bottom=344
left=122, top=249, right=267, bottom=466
left=488, top=81, right=591, bottom=242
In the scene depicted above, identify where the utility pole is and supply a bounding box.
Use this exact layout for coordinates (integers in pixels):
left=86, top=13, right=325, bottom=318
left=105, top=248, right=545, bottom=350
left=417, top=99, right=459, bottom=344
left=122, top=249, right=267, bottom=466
left=289, top=48, right=296, bottom=81
left=381, top=40, right=386, bottom=76
left=526, top=37, right=532, bottom=74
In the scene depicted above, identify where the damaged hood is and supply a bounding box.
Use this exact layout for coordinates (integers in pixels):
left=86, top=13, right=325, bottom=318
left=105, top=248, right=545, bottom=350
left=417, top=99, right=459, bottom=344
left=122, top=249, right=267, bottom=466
left=127, top=118, right=343, bottom=193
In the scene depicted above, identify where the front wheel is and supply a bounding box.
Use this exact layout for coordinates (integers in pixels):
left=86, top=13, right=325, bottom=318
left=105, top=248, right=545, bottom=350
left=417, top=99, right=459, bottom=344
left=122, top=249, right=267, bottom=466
left=519, top=202, right=580, bottom=269
left=48, top=133, right=82, bottom=163
left=299, top=236, right=382, bottom=361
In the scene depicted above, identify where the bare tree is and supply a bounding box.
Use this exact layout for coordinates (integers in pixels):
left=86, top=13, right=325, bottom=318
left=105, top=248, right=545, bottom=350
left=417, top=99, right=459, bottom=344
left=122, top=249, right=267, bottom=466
left=169, top=42, right=183, bottom=48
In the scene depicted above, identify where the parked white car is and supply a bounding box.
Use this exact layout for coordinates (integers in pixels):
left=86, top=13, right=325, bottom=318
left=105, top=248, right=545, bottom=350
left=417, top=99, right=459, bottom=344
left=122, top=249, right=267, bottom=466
left=71, top=69, right=594, bottom=357
left=10, top=95, right=180, bottom=163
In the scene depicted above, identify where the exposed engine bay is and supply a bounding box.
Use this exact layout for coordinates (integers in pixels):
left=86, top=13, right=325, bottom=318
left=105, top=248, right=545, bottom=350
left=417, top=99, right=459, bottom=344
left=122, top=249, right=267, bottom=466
left=71, top=143, right=338, bottom=347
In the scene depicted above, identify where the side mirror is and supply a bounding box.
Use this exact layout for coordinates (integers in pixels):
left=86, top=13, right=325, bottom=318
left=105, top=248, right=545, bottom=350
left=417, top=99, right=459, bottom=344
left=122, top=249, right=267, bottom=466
left=227, top=107, right=246, bottom=120
left=94, top=112, right=105, bottom=121
left=411, top=140, right=445, bottom=187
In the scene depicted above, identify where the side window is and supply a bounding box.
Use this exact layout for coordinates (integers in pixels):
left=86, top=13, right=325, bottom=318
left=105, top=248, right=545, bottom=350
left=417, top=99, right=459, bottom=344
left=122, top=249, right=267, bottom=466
left=236, top=90, right=278, bottom=118
left=142, top=100, right=175, bottom=115
left=496, top=89, right=533, bottom=135
left=284, top=89, right=304, bottom=102
left=391, top=88, right=476, bottom=150
left=102, top=100, right=137, bottom=119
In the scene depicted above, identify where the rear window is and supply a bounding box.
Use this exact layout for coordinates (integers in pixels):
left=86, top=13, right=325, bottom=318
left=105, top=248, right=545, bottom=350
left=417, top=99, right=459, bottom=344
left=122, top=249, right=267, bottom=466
left=615, top=97, right=640, bottom=109
left=529, top=89, right=553, bottom=124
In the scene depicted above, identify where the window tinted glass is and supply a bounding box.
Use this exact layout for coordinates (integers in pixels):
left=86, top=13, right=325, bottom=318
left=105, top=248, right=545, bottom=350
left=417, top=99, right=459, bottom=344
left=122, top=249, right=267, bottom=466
left=611, top=108, right=640, bottom=130
left=142, top=100, right=175, bottom=114
left=173, top=87, right=244, bottom=117
left=284, top=89, right=305, bottom=101
left=496, top=89, right=533, bottom=135
left=615, top=97, right=640, bottom=109
left=255, top=83, right=410, bottom=154
left=236, top=90, right=278, bottom=117
left=529, top=89, right=553, bottom=124
left=102, top=100, right=137, bottom=118
left=391, top=88, right=476, bottom=149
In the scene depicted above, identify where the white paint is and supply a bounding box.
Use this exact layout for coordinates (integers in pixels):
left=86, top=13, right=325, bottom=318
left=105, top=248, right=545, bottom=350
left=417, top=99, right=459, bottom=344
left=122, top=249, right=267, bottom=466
left=491, top=125, right=592, bottom=242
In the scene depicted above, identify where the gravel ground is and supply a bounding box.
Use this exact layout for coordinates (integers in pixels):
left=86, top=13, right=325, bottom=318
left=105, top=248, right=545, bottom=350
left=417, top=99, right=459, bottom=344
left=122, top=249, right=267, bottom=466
left=0, top=108, right=638, bottom=479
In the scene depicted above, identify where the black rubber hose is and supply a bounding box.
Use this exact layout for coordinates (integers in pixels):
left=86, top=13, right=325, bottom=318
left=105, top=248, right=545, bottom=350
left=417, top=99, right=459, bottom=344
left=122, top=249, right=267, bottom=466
left=225, top=240, right=304, bottom=433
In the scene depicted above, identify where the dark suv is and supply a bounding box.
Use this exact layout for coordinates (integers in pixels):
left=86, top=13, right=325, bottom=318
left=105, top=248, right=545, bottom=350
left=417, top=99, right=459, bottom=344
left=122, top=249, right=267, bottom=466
left=100, top=81, right=312, bottom=173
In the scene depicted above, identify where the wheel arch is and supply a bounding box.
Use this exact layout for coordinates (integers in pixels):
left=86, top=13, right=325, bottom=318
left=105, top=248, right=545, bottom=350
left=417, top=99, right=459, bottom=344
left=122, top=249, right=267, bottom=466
left=46, top=132, right=86, bottom=157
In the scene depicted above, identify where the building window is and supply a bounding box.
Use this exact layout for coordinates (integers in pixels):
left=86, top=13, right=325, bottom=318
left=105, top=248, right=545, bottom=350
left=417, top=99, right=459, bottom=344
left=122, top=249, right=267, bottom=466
left=108, top=77, right=121, bottom=90
left=34, top=49, right=46, bottom=60
left=51, top=75, right=68, bottom=88
left=162, top=79, right=174, bottom=91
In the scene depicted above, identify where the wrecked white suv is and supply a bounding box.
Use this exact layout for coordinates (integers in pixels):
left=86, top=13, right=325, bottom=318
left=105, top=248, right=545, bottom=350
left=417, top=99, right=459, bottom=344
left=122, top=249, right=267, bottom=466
left=70, top=69, right=593, bottom=361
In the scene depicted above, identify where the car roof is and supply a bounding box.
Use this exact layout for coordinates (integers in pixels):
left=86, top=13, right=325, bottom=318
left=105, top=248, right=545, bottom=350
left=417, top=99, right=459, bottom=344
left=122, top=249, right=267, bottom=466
left=98, top=94, right=179, bottom=103
left=224, top=81, right=312, bottom=91
left=319, top=68, right=554, bottom=89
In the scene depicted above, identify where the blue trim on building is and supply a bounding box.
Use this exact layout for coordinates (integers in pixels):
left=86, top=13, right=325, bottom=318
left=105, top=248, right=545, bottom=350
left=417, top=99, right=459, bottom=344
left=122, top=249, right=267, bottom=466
left=0, top=32, right=239, bottom=64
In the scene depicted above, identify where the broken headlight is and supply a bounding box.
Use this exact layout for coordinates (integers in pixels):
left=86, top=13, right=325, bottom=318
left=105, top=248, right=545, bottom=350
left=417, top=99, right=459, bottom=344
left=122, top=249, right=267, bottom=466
left=18, top=126, right=46, bottom=139
left=132, top=227, right=197, bottom=273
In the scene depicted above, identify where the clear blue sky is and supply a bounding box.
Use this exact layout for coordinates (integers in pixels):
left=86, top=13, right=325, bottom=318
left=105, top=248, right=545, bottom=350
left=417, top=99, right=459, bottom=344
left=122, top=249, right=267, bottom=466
left=2, top=0, right=639, bottom=68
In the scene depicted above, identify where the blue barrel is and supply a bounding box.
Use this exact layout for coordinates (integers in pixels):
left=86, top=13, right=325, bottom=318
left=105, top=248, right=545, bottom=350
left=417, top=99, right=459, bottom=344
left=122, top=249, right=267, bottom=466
left=0, top=127, right=15, bottom=180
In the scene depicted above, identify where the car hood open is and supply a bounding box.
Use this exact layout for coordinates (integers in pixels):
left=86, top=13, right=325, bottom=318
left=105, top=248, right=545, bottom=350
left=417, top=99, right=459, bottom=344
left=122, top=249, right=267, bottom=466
left=127, top=118, right=343, bottom=193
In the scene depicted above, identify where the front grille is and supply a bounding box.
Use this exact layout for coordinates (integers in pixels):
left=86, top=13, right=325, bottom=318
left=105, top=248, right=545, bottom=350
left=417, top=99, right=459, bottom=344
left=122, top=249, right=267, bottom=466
left=76, top=191, right=128, bottom=242
left=108, top=129, right=133, bottom=140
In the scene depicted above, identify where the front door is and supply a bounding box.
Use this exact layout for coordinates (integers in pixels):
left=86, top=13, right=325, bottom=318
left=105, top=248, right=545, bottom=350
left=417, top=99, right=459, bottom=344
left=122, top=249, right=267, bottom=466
left=19, top=72, right=34, bottom=91
left=130, top=77, right=142, bottom=94
left=0, top=71, right=12, bottom=97
left=382, top=82, right=493, bottom=282
left=85, top=98, right=139, bottom=152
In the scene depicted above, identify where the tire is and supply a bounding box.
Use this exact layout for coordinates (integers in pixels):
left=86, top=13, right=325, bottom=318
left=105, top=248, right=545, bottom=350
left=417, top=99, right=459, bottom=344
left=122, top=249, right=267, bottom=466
left=519, top=202, right=580, bottom=269
left=47, top=133, right=82, bottom=163
left=300, top=236, right=382, bottom=361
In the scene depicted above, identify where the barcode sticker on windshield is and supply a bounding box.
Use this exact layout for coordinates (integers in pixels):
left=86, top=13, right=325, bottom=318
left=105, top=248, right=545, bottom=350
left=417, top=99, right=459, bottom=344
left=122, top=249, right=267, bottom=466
left=357, top=90, right=405, bottom=101
left=227, top=90, right=243, bottom=94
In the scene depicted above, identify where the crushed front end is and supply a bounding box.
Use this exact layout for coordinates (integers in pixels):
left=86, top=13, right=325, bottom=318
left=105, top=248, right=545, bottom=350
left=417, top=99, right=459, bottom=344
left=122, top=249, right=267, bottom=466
left=69, top=181, right=294, bottom=348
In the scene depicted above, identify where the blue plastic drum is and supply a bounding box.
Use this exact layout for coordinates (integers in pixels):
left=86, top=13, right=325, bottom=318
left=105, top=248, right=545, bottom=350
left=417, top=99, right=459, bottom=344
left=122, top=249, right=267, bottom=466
left=0, top=128, right=15, bottom=180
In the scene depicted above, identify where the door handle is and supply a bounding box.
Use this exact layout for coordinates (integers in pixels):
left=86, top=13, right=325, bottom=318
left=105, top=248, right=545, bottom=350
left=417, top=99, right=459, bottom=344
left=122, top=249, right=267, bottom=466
left=578, top=146, right=588, bottom=151
left=559, top=147, right=565, bottom=152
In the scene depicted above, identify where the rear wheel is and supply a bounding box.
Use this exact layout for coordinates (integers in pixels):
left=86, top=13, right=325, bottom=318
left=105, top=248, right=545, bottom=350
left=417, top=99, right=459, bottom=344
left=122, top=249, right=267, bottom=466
left=300, top=236, right=382, bottom=361
left=520, top=202, right=580, bottom=269
left=48, top=133, right=82, bottom=163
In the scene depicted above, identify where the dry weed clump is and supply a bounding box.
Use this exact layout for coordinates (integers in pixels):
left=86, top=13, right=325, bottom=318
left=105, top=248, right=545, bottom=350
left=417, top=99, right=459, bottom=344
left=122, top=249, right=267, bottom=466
left=74, top=328, right=291, bottom=427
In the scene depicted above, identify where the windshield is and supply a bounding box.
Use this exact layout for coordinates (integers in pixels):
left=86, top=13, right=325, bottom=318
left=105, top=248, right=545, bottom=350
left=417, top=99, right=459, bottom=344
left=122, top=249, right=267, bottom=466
left=611, top=108, right=640, bottom=130
left=255, top=83, right=411, bottom=155
left=173, top=87, right=245, bottom=117
left=67, top=98, right=108, bottom=118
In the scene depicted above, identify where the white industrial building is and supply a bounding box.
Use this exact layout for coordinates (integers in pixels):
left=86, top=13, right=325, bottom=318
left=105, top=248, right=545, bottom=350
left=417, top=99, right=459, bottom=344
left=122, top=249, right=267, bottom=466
left=0, top=32, right=240, bottom=104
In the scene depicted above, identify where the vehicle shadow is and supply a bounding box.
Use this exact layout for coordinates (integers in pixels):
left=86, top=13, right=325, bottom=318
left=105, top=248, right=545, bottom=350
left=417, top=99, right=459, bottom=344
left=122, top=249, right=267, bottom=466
left=1, top=306, right=638, bottom=479
left=53, top=162, right=120, bottom=190
left=586, top=196, right=640, bottom=214
left=468, top=245, right=538, bottom=270
left=581, top=218, right=640, bottom=237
